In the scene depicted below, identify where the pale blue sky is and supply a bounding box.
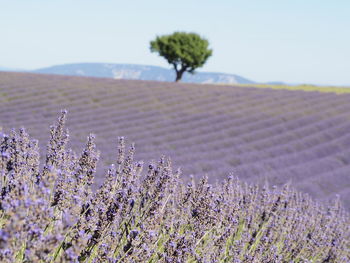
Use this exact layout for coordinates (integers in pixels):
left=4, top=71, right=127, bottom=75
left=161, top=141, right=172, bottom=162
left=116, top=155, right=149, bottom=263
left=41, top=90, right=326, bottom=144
left=1, top=0, right=349, bottom=85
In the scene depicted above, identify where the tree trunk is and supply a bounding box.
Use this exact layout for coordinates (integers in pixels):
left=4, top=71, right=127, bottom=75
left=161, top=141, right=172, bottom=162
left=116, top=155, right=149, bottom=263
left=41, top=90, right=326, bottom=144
left=175, top=68, right=186, bottom=82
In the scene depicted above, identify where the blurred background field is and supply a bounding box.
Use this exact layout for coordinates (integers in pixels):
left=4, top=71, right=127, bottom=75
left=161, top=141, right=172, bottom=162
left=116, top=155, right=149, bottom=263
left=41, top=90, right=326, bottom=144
left=1, top=71, right=349, bottom=209
left=238, top=84, right=350, bottom=94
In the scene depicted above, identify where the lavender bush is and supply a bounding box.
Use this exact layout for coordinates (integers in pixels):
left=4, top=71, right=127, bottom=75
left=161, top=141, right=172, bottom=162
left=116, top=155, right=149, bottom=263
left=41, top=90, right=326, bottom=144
left=0, top=111, right=349, bottom=262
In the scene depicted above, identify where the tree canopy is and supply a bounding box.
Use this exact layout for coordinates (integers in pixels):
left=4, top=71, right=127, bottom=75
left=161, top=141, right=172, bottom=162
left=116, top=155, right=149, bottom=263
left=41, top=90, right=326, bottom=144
left=150, top=32, right=212, bottom=82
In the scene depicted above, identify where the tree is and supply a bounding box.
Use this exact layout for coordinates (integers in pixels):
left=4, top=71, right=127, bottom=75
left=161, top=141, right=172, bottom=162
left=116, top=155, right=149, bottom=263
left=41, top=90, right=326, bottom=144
left=150, top=32, right=213, bottom=82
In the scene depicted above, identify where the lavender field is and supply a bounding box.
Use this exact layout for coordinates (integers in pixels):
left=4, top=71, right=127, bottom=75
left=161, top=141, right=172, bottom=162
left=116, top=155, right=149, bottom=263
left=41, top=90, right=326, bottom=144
left=0, top=72, right=350, bottom=209
left=0, top=113, right=349, bottom=262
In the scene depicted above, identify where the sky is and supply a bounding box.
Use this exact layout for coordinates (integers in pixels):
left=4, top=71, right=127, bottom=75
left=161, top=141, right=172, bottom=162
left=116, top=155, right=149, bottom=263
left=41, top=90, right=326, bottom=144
left=1, top=0, right=350, bottom=85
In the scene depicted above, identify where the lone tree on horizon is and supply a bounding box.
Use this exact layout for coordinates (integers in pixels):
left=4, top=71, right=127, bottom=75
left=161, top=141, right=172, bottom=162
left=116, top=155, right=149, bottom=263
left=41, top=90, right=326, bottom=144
left=150, top=32, right=212, bottom=82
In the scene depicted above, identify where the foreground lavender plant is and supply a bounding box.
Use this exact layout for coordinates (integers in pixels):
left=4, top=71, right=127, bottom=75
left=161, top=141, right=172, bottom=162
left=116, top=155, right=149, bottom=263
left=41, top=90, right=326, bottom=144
left=0, top=111, right=349, bottom=262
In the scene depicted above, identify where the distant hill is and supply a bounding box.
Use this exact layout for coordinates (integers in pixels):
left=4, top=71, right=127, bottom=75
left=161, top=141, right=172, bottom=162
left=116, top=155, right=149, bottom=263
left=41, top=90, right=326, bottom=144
left=33, top=63, right=255, bottom=84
